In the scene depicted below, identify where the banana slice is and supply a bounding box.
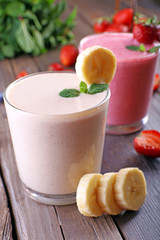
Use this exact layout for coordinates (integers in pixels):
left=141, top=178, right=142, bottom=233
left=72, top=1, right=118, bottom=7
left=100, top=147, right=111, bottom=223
left=97, top=172, right=123, bottom=215
left=114, top=168, right=147, bottom=211
left=75, top=45, right=117, bottom=85
left=76, top=173, right=103, bottom=217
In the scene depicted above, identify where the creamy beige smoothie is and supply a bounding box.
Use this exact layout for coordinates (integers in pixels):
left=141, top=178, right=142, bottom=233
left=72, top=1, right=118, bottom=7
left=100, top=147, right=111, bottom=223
left=4, top=72, right=110, bottom=205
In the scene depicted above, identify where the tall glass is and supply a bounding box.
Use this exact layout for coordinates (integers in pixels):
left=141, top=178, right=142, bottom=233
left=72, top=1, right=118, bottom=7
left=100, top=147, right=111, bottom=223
left=79, top=33, right=159, bottom=134
left=4, top=72, right=110, bottom=205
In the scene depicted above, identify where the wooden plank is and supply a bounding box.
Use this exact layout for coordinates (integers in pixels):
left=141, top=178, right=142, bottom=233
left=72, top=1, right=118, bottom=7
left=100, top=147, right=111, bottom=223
left=34, top=48, right=62, bottom=72
left=0, top=177, right=12, bottom=240
left=0, top=59, right=14, bottom=240
left=0, top=59, right=15, bottom=92
left=11, top=55, right=39, bottom=75
left=55, top=204, right=122, bottom=240
left=68, top=0, right=114, bottom=21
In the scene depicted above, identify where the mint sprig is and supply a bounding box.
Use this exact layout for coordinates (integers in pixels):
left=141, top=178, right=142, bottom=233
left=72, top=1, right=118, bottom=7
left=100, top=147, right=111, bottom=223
left=126, top=45, right=160, bottom=53
left=88, top=83, right=108, bottom=94
left=59, top=81, right=109, bottom=98
left=0, top=1, right=77, bottom=59
left=126, top=45, right=142, bottom=51
left=79, top=81, right=88, bottom=93
left=126, top=44, right=145, bottom=52
left=59, top=89, right=80, bottom=98
left=147, top=46, right=160, bottom=53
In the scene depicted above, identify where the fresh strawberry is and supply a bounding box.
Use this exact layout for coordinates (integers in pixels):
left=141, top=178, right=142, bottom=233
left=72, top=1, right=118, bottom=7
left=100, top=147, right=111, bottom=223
left=48, top=63, right=64, bottom=71
left=133, top=16, right=159, bottom=44
left=94, top=19, right=109, bottom=33
left=113, top=8, right=133, bottom=27
left=16, top=71, right=28, bottom=79
left=105, top=23, right=129, bottom=33
left=153, top=73, right=160, bottom=91
left=133, top=130, right=160, bottom=158
left=60, top=45, right=78, bottom=67
left=133, top=24, right=157, bottom=44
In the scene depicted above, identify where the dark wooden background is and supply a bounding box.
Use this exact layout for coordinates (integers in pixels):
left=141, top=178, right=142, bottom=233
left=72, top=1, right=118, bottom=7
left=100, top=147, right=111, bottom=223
left=0, top=0, right=160, bottom=239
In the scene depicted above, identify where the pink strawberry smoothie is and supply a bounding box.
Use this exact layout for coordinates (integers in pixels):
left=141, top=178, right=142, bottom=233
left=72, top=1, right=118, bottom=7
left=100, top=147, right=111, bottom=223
left=4, top=72, right=110, bottom=205
left=79, top=33, right=158, bottom=134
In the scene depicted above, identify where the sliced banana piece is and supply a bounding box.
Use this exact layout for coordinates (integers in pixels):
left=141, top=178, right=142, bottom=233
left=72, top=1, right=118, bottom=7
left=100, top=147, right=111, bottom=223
left=97, top=172, right=123, bottom=215
left=76, top=173, right=103, bottom=217
left=75, top=45, right=117, bottom=85
left=114, top=168, right=147, bottom=211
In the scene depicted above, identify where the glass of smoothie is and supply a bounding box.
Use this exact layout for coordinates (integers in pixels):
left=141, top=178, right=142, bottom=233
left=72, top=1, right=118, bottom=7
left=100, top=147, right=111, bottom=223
left=4, top=71, right=110, bottom=205
left=79, top=33, right=159, bottom=134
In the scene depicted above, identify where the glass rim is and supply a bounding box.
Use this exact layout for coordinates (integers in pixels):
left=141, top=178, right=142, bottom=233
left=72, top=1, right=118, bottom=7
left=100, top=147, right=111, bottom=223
left=4, top=71, right=111, bottom=119
left=79, top=32, right=159, bottom=62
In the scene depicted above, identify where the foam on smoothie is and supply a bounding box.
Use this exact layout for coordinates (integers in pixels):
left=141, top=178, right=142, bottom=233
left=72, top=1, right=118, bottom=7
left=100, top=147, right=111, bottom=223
left=79, top=33, right=156, bottom=61
left=6, top=72, right=107, bottom=115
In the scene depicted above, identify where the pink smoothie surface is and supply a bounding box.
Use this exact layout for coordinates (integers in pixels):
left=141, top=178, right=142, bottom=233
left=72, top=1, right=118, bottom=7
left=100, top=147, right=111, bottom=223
left=79, top=33, right=158, bottom=125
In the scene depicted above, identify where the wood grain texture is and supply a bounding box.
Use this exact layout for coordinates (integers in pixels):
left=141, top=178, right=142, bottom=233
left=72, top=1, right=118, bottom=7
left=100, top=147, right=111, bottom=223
left=55, top=204, right=122, bottom=240
left=0, top=0, right=160, bottom=239
left=0, top=177, right=12, bottom=240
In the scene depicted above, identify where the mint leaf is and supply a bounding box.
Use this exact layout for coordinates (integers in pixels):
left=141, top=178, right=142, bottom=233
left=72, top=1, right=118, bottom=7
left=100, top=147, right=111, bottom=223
left=126, top=44, right=145, bottom=51
left=79, top=81, right=88, bottom=93
left=59, top=82, right=108, bottom=97
left=126, top=44, right=160, bottom=54
left=0, top=0, right=76, bottom=59
left=1, top=44, right=15, bottom=58
left=15, top=19, right=35, bottom=53
left=6, top=2, right=25, bottom=17
left=126, top=45, right=141, bottom=51
left=139, top=44, right=146, bottom=52
left=88, top=83, right=108, bottom=95
left=147, top=46, right=160, bottom=53
left=59, top=89, right=80, bottom=98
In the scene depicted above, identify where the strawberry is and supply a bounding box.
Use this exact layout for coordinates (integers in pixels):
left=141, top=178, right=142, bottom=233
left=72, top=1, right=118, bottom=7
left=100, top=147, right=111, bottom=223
left=133, top=23, right=157, bottom=44
left=60, top=45, right=78, bottom=67
left=16, top=71, right=28, bottom=79
left=93, top=19, right=109, bottom=33
left=133, top=130, right=160, bottom=158
left=105, top=23, right=129, bottom=33
left=48, top=63, right=64, bottom=71
left=113, top=8, right=133, bottom=27
left=153, top=73, right=160, bottom=91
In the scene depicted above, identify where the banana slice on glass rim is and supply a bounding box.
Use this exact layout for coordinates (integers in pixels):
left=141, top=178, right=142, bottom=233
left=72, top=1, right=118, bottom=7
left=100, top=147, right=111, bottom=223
left=75, top=45, right=117, bottom=85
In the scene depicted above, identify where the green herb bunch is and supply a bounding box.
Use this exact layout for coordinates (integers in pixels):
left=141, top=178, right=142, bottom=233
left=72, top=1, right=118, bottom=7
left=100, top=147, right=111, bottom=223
left=0, top=0, right=77, bottom=59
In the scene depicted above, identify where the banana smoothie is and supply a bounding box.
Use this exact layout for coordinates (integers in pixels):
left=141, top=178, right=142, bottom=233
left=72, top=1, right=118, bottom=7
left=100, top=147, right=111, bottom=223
left=4, top=72, right=110, bottom=205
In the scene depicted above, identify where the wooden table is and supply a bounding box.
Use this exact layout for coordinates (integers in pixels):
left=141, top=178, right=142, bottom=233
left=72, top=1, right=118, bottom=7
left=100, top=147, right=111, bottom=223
left=0, top=1, right=160, bottom=239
